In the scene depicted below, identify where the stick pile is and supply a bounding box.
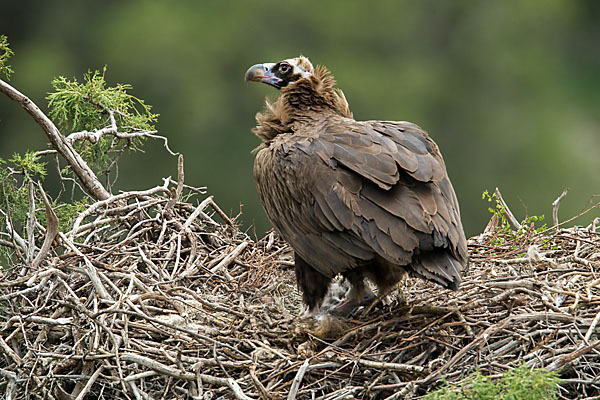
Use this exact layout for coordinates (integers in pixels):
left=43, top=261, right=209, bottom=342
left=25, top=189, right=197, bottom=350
left=1, top=180, right=599, bottom=399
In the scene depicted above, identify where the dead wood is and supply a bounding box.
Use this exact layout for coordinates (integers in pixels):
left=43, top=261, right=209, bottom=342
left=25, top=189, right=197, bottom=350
left=0, top=178, right=599, bottom=399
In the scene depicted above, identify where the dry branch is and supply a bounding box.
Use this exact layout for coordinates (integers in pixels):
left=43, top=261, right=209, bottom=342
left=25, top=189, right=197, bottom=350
left=31, top=183, right=59, bottom=268
left=0, top=178, right=599, bottom=399
left=553, top=187, right=570, bottom=228
left=288, top=359, right=310, bottom=400
left=494, top=187, right=521, bottom=230
left=0, top=78, right=110, bottom=200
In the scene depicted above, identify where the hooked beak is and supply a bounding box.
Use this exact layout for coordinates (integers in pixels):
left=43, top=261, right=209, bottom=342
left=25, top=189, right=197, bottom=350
left=245, top=63, right=284, bottom=89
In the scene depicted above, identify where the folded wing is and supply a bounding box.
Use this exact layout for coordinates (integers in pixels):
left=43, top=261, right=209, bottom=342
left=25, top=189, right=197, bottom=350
left=254, top=119, right=468, bottom=289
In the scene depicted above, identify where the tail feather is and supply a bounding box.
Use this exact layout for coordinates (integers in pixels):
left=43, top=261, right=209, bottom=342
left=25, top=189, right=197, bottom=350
left=412, top=250, right=465, bottom=290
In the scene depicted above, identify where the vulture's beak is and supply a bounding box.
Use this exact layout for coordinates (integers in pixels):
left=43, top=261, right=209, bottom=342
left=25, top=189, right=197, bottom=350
left=245, top=63, right=283, bottom=89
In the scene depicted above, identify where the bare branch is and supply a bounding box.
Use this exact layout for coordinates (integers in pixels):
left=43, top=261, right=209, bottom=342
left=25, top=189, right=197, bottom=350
left=209, top=241, right=249, bottom=275
left=288, top=359, right=310, bottom=400
left=25, top=181, right=36, bottom=264
left=494, top=187, right=521, bottom=230
left=66, top=125, right=179, bottom=157
left=0, top=78, right=110, bottom=200
left=166, top=155, right=185, bottom=213
left=59, top=231, right=113, bottom=301
left=1, top=209, right=27, bottom=254
left=34, top=149, right=58, bottom=157
left=183, top=196, right=216, bottom=229
left=552, top=187, right=569, bottom=229
left=123, top=353, right=253, bottom=400
left=31, top=183, right=60, bottom=268
left=69, top=184, right=170, bottom=240
left=73, top=365, right=104, bottom=400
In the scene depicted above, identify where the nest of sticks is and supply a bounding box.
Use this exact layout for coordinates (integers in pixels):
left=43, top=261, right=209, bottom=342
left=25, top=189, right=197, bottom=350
left=1, top=179, right=599, bottom=400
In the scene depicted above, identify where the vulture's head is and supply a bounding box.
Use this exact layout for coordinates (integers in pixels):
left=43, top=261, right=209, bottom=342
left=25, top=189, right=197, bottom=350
left=245, top=56, right=314, bottom=90
left=246, top=56, right=352, bottom=139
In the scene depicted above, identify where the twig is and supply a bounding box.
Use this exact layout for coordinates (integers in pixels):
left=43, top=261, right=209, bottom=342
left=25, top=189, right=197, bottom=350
left=552, top=187, right=569, bottom=229
left=0, top=276, right=49, bottom=301
left=547, top=341, right=600, bottom=372
left=0, top=368, right=17, bottom=382
left=288, top=359, right=310, bottom=400
left=69, top=184, right=170, bottom=239
left=0, top=78, right=110, bottom=200
left=584, top=309, right=600, bottom=343
left=183, top=196, right=215, bottom=230
left=1, top=210, right=27, bottom=254
left=123, top=354, right=253, bottom=400
left=421, top=315, right=513, bottom=386
left=25, top=181, right=36, bottom=264
left=73, top=365, right=104, bottom=400
left=166, top=155, right=185, bottom=213
left=210, top=241, right=249, bottom=274
left=66, top=109, right=118, bottom=144
left=494, top=187, right=521, bottom=230
left=249, top=364, right=272, bottom=400
left=32, top=183, right=60, bottom=268
left=59, top=232, right=113, bottom=301
left=0, top=238, right=16, bottom=248
left=386, top=382, right=416, bottom=400
left=337, top=356, right=424, bottom=373
left=34, top=149, right=58, bottom=157
left=0, top=336, right=22, bottom=366
left=7, top=315, right=72, bottom=326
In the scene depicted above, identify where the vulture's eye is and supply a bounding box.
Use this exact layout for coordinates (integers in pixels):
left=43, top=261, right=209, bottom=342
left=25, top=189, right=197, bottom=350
left=279, top=63, right=291, bottom=74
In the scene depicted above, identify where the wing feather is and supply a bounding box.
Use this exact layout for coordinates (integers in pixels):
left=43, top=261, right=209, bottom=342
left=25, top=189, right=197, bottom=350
left=362, top=183, right=431, bottom=232
left=253, top=116, right=467, bottom=287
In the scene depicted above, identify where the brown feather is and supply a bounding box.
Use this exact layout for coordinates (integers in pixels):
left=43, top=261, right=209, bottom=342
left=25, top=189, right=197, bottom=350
left=249, top=57, right=468, bottom=313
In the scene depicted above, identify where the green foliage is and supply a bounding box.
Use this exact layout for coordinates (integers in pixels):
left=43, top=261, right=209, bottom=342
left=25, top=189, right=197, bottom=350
left=46, top=67, right=159, bottom=176
left=424, top=365, right=561, bottom=400
left=9, top=152, right=47, bottom=180
left=0, top=152, right=90, bottom=263
left=47, top=198, right=91, bottom=233
left=1, top=49, right=161, bottom=264
left=47, top=66, right=157, bottom=132
left=0, top=152, right=47, bottom=232
left=0, top=35, right=14, bottom=80
left=482, top=190, right=546, bottom=245
left=0, top=159, right=30, bottom=226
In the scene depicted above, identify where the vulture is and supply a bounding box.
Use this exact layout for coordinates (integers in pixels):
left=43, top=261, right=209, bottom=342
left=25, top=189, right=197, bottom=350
left=245, top=56, right=468, bottom=316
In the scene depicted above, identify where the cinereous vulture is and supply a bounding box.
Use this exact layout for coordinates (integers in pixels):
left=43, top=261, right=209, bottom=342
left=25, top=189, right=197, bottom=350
left=246, top=56, right=468, bottom=316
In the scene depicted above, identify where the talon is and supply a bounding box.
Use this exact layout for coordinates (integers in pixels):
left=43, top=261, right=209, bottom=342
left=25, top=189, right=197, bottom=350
left=331, top=293, right=377, bottom=317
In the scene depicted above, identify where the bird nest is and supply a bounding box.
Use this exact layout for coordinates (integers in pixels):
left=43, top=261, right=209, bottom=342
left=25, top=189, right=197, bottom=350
left=1, top=179, right=599, bottom=400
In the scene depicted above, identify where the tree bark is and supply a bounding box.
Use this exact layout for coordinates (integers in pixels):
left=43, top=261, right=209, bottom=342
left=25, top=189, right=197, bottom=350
left=0, top=78, right=110, bottom=201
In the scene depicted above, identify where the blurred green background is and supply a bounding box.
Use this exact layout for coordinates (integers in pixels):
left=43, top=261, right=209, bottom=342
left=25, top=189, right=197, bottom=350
left=1, top=0, right=598, bottom=238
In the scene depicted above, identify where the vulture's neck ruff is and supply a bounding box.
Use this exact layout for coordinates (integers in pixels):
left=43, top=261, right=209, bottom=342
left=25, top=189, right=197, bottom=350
left=247, top=58, right=352, bottom=143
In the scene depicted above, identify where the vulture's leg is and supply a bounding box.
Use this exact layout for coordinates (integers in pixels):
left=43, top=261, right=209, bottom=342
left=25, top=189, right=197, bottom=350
left=294, top=253, right=331, bottom=316
left=361, top=259, right=409, bottom=316
left=331, top=270, right=376, bottom=316
left=361, top=285, right=403, bottom=317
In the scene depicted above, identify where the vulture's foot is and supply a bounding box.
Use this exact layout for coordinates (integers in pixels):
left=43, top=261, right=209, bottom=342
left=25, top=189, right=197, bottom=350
left=361, top=294, right=387, bottom=317
left=330, top=292, right=377, bottom=317
left=330, top=282, right=377, bottom=317
left=299, top=303, right=321, bottom=319
left=361, top=287, right=407, bottom=317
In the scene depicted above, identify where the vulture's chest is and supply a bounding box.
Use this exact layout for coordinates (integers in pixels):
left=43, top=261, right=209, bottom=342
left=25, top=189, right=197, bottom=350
left=254, top=137, right=311, bottom=197
left=253, top=135, right=324, bottom=232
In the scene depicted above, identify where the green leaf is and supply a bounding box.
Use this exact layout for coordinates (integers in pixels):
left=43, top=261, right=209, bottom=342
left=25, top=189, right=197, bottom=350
left=9, top=151, right=47, bottom=180
left=424, top=365, right=560, bottom=400
left=47, top=66, right=158, bottom=133
left=46, top=67, right=159, bottom=178
left=0, top=35, right=15, bottom=80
